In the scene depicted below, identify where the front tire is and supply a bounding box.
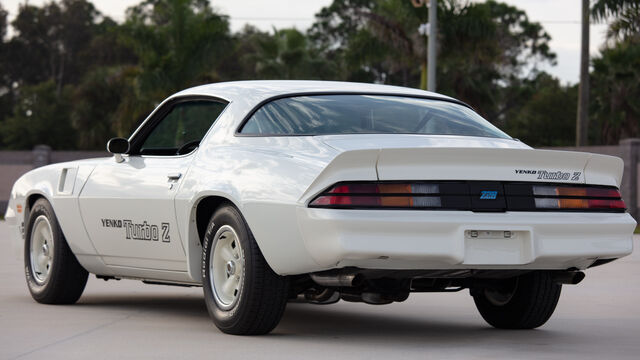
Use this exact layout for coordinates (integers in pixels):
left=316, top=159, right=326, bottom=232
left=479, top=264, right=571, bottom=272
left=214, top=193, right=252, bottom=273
left=24, top=198, right=88, bottom=304
left=472, top=271, right=561, bottom=329
left=202, top=204, right=288, bottom=335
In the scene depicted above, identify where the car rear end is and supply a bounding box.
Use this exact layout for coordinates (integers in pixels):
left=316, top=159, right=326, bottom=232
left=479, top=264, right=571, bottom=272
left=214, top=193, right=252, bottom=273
left=298, top=146, right=635, bottom=272
left=237, top=90, right=635, bottom=329
left=288, top=145, right=634, bottom=329
left=291, top=143, right=634, bottom=330
left=235, top=92, right=635, bottom=273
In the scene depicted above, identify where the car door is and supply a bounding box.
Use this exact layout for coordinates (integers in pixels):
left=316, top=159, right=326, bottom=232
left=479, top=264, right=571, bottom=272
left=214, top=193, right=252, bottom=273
left=79, top=98, right=227, bottom=271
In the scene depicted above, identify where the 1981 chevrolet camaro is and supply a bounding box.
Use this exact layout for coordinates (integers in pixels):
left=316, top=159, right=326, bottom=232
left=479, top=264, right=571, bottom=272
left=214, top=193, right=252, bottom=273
left=4, top=81, right=636, bottom=335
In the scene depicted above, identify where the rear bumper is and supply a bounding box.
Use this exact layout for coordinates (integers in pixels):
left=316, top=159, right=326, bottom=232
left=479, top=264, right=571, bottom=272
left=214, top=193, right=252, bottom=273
left=296, top=209, right=635, bottom=271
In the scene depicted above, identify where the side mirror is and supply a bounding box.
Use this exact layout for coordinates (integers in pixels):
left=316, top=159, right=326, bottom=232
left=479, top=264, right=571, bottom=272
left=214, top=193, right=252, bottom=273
left=107, top=137, right=129, bottom=163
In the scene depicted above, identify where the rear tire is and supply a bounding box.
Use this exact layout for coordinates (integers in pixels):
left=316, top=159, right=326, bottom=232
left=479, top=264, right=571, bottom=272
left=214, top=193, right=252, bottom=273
left=24, top=198, right=88, bottom=304
left=202, top=204, right=288, bottom=335
left=472, top=271, right=561, bottom=329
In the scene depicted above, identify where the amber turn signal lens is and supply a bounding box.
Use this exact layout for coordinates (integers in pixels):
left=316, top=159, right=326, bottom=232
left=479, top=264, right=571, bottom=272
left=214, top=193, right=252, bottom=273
left=380, top=196, right=413, bottom=206
left=557, top=188, right=587, bottom=197
left=378, top=184, right=412, bottom=194
left=559, top=198, right=589, bottom=208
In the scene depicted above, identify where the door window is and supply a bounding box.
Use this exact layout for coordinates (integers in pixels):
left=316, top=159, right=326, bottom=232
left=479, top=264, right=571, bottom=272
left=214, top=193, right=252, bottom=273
left=139, top=100, right=226, bottom=155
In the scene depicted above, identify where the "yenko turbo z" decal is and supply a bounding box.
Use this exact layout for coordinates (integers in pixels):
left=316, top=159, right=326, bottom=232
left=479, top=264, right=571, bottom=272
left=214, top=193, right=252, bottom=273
left=100, top=219, right=170, bottom=243
left=515, top=169, right=582, bottom=182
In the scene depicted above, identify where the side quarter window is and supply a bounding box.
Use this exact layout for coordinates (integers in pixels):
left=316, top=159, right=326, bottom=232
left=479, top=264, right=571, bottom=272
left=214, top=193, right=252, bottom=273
left=137, top=100, right=227, bottom=156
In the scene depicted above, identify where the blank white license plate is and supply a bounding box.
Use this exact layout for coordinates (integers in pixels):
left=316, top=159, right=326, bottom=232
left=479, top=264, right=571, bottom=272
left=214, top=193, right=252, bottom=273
left=463, top=230, right=533, bottom=265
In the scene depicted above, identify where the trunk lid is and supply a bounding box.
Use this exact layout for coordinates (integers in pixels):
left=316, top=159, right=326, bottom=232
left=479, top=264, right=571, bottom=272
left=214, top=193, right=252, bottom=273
left=319, top=135, right=623, bottom=187
left=376, top=147, right=623, bottom=187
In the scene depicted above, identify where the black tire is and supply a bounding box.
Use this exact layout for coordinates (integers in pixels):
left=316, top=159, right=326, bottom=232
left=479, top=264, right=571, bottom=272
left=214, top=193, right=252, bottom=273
left=472, top=271, right=561, bottom=329
left=24, top=198, right=88, bottom=304
left=202, top=204, right=288, bottom=335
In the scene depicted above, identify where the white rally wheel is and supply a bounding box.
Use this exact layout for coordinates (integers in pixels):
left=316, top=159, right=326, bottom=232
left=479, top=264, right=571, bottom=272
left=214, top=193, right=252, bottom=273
left=210, top=225, right=245, bottom=310
left=202, top=204, right=289, bottom=335
left=29, top=215, right=55, bottom=285
left=24, top=198, right=88, bottom=304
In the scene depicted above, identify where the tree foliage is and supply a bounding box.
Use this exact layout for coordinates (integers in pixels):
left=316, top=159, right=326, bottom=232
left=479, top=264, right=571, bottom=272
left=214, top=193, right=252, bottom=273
left=123, top=0, right=231, bottom=94
left=0, top=0, right=636, bottom=149
left=105, top=0, right=232, bottom=135
left=310, top=0, right=556, bottom=120
left=0, top=81, right=76, bottom=149
left=591, top=40, right=640, bottom=144
left=502, top=73, right=577, bottom=146
left=590, top=0, right=640, bottom=144
left=592, top=0, right=639, bottom=43
left=7, top=0, right=101, bottom=92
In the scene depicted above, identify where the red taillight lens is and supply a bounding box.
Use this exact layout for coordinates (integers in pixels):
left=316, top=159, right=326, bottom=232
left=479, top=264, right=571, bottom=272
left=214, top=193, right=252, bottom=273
left=309, top=182, right=441, bottom=208
left=328, top=183, right=379, bottom=194
left=311, top=195, right=381, bottom=206
left=588, top=199, right=626, bottom=209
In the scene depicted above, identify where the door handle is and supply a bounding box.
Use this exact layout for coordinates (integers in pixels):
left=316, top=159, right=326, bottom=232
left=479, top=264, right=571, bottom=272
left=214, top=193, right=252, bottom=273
left=167, top=173, right=182, bottom=181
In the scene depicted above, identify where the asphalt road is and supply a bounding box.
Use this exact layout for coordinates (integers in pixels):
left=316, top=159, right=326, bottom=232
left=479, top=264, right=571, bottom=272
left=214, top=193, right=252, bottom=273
left=1, top=221, right=639, bottom=360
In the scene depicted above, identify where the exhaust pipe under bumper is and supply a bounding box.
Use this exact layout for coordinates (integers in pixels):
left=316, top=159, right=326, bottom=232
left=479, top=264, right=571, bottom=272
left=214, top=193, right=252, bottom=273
left=552, top=271, right=585, bottom=285
left=310, top=273, right=364, bottom=287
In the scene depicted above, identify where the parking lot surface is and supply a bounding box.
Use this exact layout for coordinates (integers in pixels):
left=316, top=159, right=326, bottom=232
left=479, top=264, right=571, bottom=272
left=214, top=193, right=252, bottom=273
left=1, top=221, right=639, bottom=359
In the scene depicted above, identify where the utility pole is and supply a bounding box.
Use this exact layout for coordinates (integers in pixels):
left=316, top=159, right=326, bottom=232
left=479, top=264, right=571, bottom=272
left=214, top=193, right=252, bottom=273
left=427, top=0, right=437, bottom=92
left=414, top=0, right=437, bottom=91
left=576, top=0, right=590, bottom=146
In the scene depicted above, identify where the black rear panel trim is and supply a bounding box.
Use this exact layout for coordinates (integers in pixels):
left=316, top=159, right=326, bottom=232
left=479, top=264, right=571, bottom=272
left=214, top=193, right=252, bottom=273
left=309, top=180, right=625, bottom=213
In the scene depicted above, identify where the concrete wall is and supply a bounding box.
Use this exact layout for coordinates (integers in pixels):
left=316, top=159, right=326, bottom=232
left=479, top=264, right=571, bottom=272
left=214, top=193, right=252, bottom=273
left=2, top=141, right=640, bottom=220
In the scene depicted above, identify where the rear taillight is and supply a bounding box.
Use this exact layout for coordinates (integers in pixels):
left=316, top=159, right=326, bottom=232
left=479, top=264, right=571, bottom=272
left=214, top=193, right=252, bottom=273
left=310, top=183, right=441, bottom=208
left=532, top=185, right=625, bottom=210
left=309, top=181, right=626, bottom=212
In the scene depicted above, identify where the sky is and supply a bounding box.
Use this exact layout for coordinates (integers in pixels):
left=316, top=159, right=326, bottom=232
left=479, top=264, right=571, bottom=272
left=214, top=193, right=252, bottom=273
left=1, top=0, right=610, bottom=85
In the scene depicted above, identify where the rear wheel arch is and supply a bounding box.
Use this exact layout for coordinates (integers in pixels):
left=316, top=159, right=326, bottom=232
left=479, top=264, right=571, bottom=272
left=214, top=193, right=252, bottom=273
left=201, top=203, right=289, bottom=334
left=195, top=196, right=231, bottom=244
left=189, top=194, right=280, bottom=283
left=189, top=195, right=250, bottom=282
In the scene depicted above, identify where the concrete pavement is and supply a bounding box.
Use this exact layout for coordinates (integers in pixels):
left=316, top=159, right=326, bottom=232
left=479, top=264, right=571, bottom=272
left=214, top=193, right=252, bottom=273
left=1, top=221, right=639, bottom=359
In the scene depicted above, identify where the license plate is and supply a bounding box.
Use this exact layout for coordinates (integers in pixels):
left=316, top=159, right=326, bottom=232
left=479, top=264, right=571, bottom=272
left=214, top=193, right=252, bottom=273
left=465, top=230, right=514, bottom=239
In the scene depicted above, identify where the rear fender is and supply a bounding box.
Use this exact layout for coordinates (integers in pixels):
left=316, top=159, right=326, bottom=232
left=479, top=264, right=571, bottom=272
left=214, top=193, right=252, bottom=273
left=300, top=149, right=379, bottom=203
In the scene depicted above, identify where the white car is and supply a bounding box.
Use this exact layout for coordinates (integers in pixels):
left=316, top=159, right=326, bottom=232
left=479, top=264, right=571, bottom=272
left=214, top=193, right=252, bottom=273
left=4, top=81, right=635, bottom=335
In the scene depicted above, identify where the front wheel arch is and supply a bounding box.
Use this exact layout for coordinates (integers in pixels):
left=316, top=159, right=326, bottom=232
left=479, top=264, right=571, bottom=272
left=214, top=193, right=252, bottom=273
left=24, top=197, right=88, bottom=304
left=25, top=193, right=47, bottom=219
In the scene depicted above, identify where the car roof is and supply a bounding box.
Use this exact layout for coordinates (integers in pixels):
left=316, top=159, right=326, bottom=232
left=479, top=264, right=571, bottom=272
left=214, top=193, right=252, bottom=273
left=170, top=80, right=459, bottom=106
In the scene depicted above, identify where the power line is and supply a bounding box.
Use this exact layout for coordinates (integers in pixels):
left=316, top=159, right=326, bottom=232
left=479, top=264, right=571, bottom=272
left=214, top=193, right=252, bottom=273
left=539, top=20, right=581, bottom=24
left=226, top=17, right=603, bottom=25
left=230, top=17, right=314, bottom=21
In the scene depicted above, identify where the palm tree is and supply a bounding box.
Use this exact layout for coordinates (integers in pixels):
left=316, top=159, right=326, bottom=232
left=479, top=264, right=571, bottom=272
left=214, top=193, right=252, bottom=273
left=590, top=0, right=640, bottom=144
left=591, top=0, right=640, bottom=43
left=113, top=0, right=231, bottom=135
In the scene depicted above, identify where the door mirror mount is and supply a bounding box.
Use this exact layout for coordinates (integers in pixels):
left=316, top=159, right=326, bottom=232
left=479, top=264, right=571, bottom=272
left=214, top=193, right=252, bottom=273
left=107, top=137, right=130, bottom=163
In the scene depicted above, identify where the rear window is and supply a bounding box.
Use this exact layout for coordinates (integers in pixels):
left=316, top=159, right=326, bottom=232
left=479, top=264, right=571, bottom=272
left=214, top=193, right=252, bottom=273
left=238, top=95, right=510, bottom=139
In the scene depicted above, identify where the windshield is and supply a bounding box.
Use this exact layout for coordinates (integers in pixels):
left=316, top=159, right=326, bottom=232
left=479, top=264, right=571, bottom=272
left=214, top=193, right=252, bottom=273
left=239, top=95, right=510, bottom=139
